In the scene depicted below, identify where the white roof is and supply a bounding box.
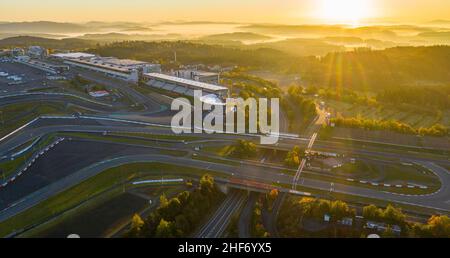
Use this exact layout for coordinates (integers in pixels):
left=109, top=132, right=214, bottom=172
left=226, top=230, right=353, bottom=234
left=100, top=57, right=148, bottom=66
left=144, top=73, right=227, bottom=92
left=51, top=52, right=96, bottom=59
left=199, top=94, right=226, bottom=106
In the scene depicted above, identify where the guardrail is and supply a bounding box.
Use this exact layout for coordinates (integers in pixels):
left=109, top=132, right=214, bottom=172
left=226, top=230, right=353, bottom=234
left=0, top=138, right=65, bottom=188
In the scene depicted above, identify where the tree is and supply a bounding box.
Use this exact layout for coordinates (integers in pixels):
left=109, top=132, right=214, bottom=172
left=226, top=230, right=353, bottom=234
left=268, top=189, right=279, bottom=202
left=284, top=145, right=302, bottom=168
left=231, top=140, right=257, bottom=158
left=382, top=205, right=406, bottom=225
left=426, top=215, right=450, bottom=237
left=362, top=204, right=382, bottom=220
left=155, top=218, right=175, bottom=238
left=200, top=174, right=215, bottom=195
left=174, top=214, right=190, bottom=236
left=159, top=194, right=169, bottom=208
left=266, top=189, right=279, bottom=211
left=330, top=200, right=354, bottom=221
left=131, top=213, right=144, bottom=229
left=125, top=213, right=145, bottom=237
left=159, top=197, right=182, bottom=221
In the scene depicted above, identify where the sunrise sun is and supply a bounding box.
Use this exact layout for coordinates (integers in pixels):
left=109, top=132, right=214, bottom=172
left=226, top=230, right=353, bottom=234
left=315, top=0, right=374, bottom=25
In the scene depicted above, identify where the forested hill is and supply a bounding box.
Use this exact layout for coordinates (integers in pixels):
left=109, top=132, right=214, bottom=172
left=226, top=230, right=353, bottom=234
left=316, top=46, right=450, bottom=90
left=2, top=37, right=448, bottom=91
left=91, top=42, right=450, bottom=90
left=89, top=41, right=308, bottom=69
left=0, top=36, right=96, bottom=50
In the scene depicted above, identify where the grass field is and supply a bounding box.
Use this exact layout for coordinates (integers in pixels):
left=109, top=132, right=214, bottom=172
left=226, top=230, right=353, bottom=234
left=0, top=102, right=92, bottom=138
left=332, top=160, right=440, bottom=186
left=326, top=100, right=449, bottom=128
left=202, top=145, right=235, bottom=157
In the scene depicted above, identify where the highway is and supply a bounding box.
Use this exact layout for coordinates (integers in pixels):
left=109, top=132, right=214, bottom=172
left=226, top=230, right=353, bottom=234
left=263, top=192, right=286, bottom=237
left=197, top=190, right=247, bottom=238
left=238, top=192, right=258, bottom=238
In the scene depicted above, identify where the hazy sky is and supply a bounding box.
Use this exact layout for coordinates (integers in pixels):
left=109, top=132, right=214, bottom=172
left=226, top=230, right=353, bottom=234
left=1, top=0, right=449, bottom=24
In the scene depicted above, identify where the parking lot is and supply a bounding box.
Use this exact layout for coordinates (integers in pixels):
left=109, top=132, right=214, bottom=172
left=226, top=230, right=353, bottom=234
left=0, top=59, right=50, bottom=93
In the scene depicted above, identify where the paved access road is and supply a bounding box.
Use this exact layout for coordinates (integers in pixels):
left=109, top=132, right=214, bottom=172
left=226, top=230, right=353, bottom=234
left=238, top=192, right=258, bottom=238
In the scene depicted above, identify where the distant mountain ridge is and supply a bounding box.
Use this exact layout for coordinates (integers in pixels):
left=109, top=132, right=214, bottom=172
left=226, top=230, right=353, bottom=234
left=201, top=32, right=272, bottom=41
left=0, top=21, right=91, bottom=33
left=0, top=36, right=95, bottom=49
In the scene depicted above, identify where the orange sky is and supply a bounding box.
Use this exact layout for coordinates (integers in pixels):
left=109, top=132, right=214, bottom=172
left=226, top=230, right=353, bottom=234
left=0, top=0, right=449, bottom=24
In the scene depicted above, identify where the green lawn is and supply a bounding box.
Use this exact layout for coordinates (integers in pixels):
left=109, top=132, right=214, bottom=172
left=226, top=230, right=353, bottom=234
left=0, top=102, right=92, bottom=138
left=330, top=160, right=440, bottom=188
left=325, top=99, right=448, bottom=128
left=202, top=145, right=235, bottom=157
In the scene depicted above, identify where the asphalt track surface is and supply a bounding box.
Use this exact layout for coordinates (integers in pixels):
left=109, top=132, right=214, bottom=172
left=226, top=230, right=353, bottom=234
left=0, top=139, right=173, bottom=210
left=197, top=190, right=247, bottom=238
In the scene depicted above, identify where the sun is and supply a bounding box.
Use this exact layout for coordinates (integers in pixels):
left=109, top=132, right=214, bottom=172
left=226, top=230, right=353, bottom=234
left=316, top=0, right=374, bottom=25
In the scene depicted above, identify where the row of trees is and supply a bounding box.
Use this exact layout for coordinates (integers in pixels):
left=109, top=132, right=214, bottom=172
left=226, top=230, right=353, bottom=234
left=251, top=198, right=270, bottom=238
left=363, top=204, right=450, bottom=238
left=278, top=196, right=450, bottom=237
left=362, top=204, right=407, bottom=227
left=125, top=174, right=224, bottom=237
left=278, top=197, right=355, bottom=237
left=331, top=117, right=449, bottom=137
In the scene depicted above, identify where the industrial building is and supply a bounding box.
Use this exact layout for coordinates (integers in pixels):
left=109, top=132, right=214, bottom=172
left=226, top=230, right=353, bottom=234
left=15, top=55, right=69, bottom=74
left=143, top=73, right=228, bottom=98
left=51, top=52, right=161, bottom=83
left=173, top=70, right=220, bottom=84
